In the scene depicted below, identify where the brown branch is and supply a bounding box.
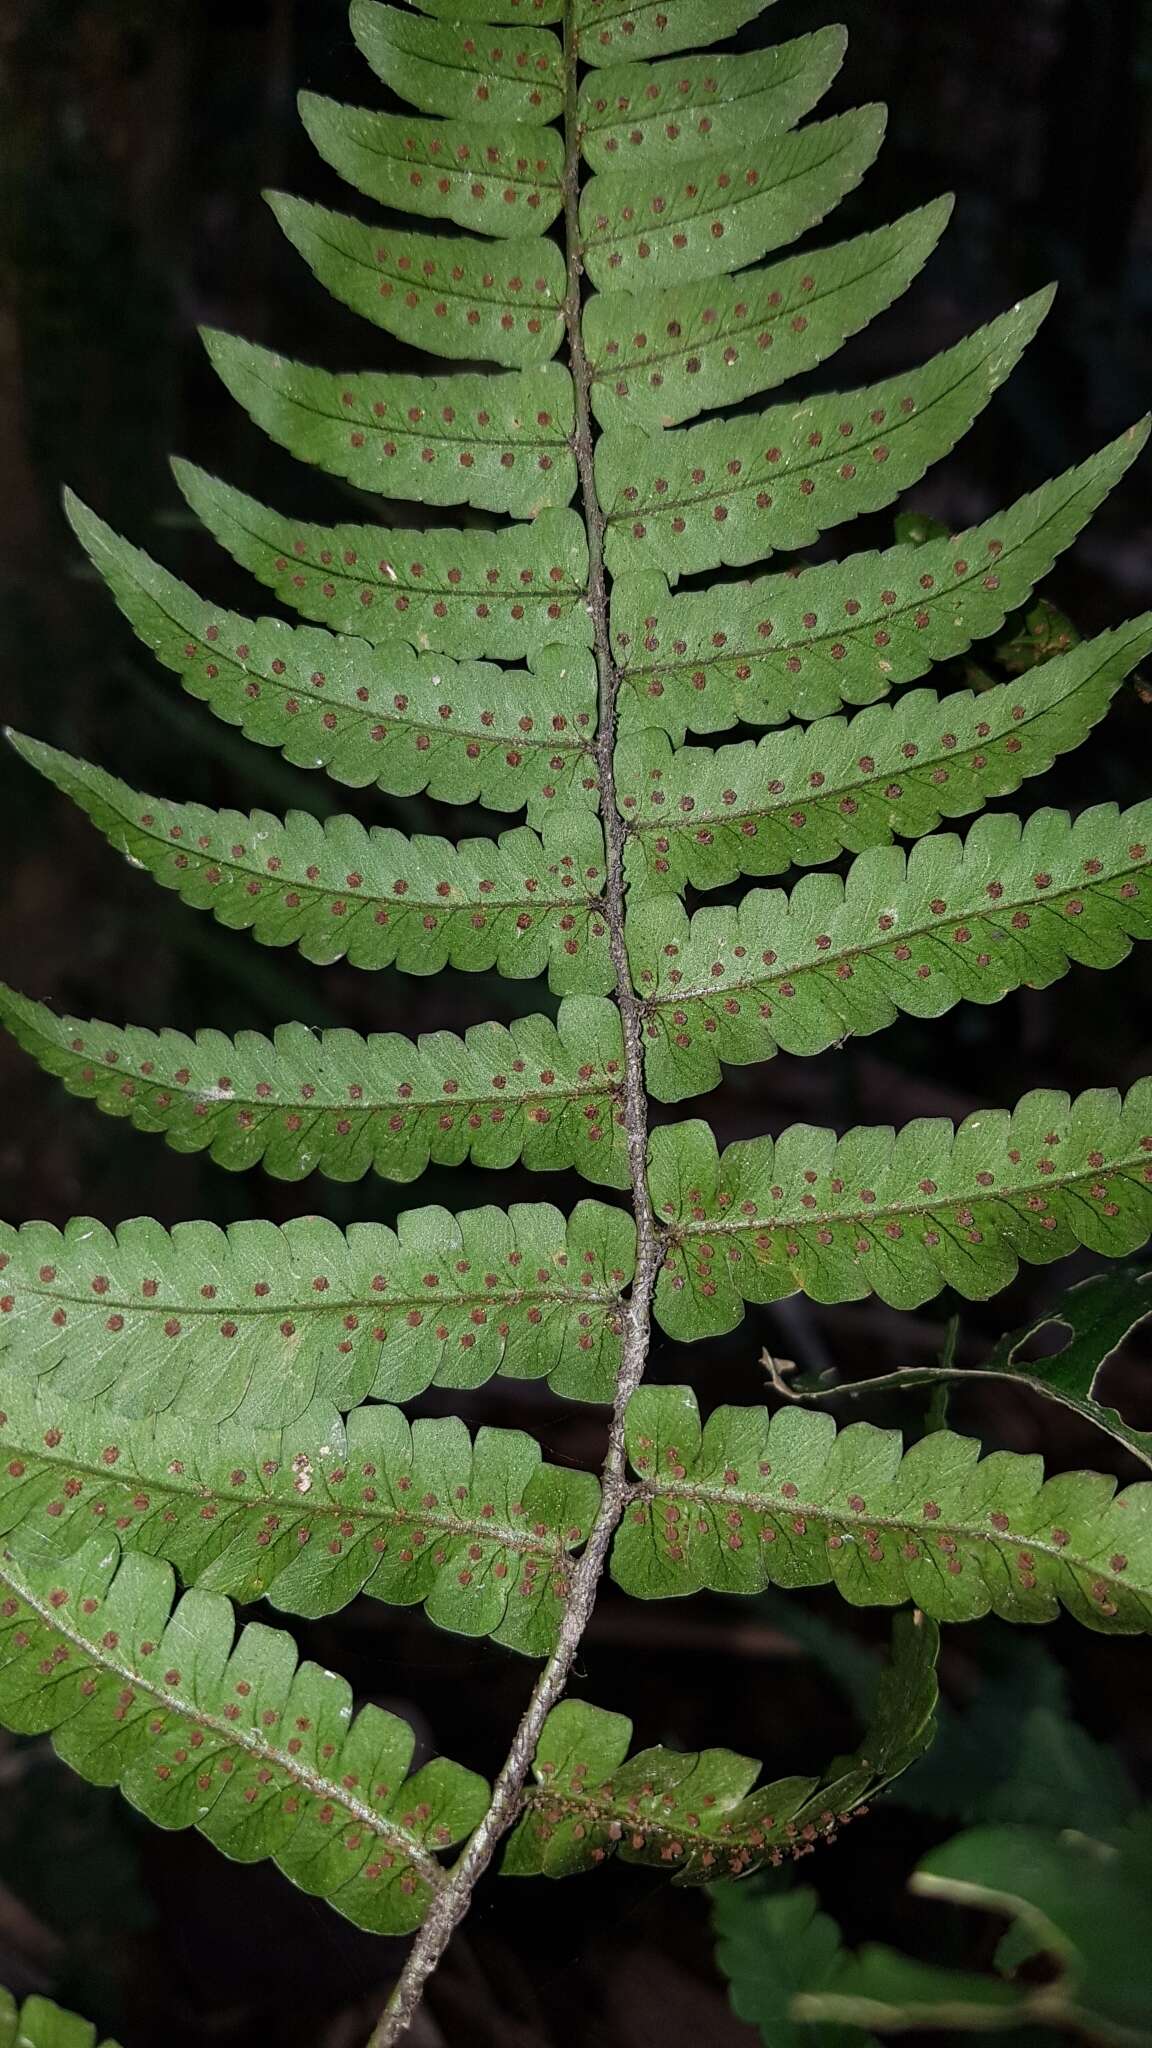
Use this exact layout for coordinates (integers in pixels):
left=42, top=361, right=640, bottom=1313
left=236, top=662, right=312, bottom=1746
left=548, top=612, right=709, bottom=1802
left=365, top=10, right=663, bottom=2042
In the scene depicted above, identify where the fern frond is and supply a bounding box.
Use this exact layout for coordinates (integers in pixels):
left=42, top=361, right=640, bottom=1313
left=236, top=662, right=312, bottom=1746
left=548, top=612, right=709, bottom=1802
left=599, top=294, right=1052, bottom=580
left=650, top=1084, right=1152, bottom=1330
left=67, top=500, right=598, bottom=818
left=169, top=452, right=587, bottom=651
left=0, top=1537, right=488, bottom=1934
left=267, top=194, right=565, bottom=368
left=0, top=987, right=629, bottom=1188
left=503, top=1608, right=937, bottom=1878
left=580, top=107, right=885, bottom=293
left=615, top=1388, right=1152, bottom=1633
left=618, top=622, right=1152, bottom=894
left=0, top=1987, right=121, bottom=2048
left=12, top=737, right=612, bottom=997
left=350, top=2, right=563, bottom=122
left=0, top=1201, right=633, bottom=1421
left=573, top=0, right=772, bottom=67
left=613, top=429, right=1146, bottom=734
left=0, top=1387, right=600, bottom=1653
left=811, top=1266, right=1152, bottom=1475
left=578, top=26, right=846, bottom=170
left=632, top=799, right=1152, bottom=1100
left=299, top=94, right=564, bottom=235
left=587, top=201, right=952, bottom=429
left=198, top=348, right=578, bottom=516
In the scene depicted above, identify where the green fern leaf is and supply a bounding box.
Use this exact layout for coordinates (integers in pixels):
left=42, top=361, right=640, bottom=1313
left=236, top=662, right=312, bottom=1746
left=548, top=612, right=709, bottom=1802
left=0, top=1537, right=488, bottom=1934
left=600, top=294, right=1052, bottom=580
left=618, top=622, right=1152, bottom=894
left=711, top=1884, right=855, bottom=2048
left=615, top=1387, right=1152, bottom=1633
left=0, top=1387, right=600, bottom=1654
left=0, top=1988, right=121, bottom=2048
left=574, top=0, right=772, bottom=67
left=408, top=0, right=562, bottom=18
left=67, top=502, right=598, bottom=819
left=632, top=799, right=1152, bottom=1100
left=198, top=347, right=573, bottom=520
left=587, top=200, right=952, bottom=429
left=820, top=1266, right=1152, bottom=1474
left=12, top=736, right=612, bottom=997
left=168, top=453, right=587, bottom=650
left=580, top=107, right=885, bottom=294
left=0, top=1201, right=632, bottom=1420
left=578, top=26, right=846, bottom=170
left=268, top=194, right=565, bottom=369
left=299, top=94, right=564, bottom=235
left=800, top=1826, right=1152, bottom=2043
left=503, top=1607, right=937, bottom=1878
left=651, top=1084, right=1152, bottom=1330
left=350, top=1, right=563, bottom=122
left=614, top=428, right=1147, bottom=735
left=0, top=987, right=629, bottom=1188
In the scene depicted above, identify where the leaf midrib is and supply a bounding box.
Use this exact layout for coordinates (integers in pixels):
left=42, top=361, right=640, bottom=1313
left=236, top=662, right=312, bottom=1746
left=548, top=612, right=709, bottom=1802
left=583, top=119, right=864, bottom=252
left=0, top=1556, right=445, bottom=1882
left=642, top=852, right=1148, bottom=1009
left=633, top=1473, right=1141, bottom=1601
left=0, top=1444, right=577, bottom=1566
left=340, top=121, right=562, bottom=192
left=231, top=360, right=567, bottom=450
left=374, top=24, right=562, bottom=89
left=12, top=1277, right=621, bottom=1322
left=100, top=802, right=605, bottom=923
left=581, top=48, right=817, bottom=134
left=616, top=476, right=1104, bottom=692
left=589, top=232, right=910, bottom=383
left=296, top=212, right=561, bottom=314
left=624, top=680, right=1096, bottom=847
left=606, top=345, right=1003, bottom=525
left=669, top=1142, right=1151, bottom=1242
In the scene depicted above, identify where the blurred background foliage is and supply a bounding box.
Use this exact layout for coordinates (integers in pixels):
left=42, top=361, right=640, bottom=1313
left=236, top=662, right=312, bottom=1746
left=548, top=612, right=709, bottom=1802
left=2, top=2, right=1152, bottom=2043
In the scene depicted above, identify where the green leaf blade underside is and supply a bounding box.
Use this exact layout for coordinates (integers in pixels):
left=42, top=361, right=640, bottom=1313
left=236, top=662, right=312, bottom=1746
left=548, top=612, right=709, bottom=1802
left=580, top=106, right=886, bottom=295
left=169, top=454, right=588, bottom=654
left=0, top=1388, right=601, bottom=1655
left=12, top=736, right=612, bottom=998
left=613, top=425, right=1149, bottom=736
left=0, top=1202, right=633, bottom=1422
left=351, top=0, right=564, bottom=122
left=587, top=200, right=952, bottom=430
left=408, top=0, right=562, bottom=19
left=632, top=799, right=1152, bottom=1101
left=268, top=194, right=565, bottom=369
left=616, top=1387, right=1152, bottom=1634
left=599, top=292, right=1053, bottom=581
left=650, top=1087, right=1152, bottom=1330
left=199, top=339, right=575, bottom=519
left=299, top=95, right=563, bottom=236
left=0, top=1538, right=488, bottom=1934
left=67, top=501, right=598, bottom=820
left=578, top=27, right=846, bottom=170
left=0, top=987, right=630, bottom=1190
left=575, top=0, right=773, bottom=67
left=503, top=1608, right=937, bottom=1879
left=0, top=1987, right=121, bottom=2048
left=617, top=622, right=1152, bottom=895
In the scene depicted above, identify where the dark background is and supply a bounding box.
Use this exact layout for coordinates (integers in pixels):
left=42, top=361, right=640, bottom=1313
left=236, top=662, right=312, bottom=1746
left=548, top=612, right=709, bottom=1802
left=2, top=1, right=1152, bottom=2042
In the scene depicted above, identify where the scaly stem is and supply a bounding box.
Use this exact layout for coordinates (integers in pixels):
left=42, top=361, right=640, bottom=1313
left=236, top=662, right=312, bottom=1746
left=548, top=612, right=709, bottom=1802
left=365, top=10, right=661, bottom=2044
